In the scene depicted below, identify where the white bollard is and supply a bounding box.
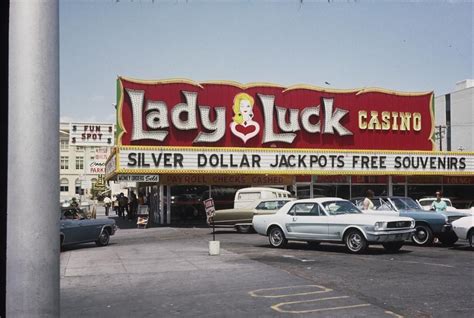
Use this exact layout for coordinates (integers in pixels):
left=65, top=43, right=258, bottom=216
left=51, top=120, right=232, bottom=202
left=209, top=241, right=220, bottom=256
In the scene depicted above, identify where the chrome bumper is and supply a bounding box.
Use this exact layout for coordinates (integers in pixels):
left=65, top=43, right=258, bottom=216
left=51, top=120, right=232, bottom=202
left=365, top=229, right=415, bottom=242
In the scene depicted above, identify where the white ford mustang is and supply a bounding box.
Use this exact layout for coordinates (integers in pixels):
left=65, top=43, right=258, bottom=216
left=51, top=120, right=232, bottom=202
left=252, top=197, right=415, bottom=253
left=452, top=216, right=473, bottom=247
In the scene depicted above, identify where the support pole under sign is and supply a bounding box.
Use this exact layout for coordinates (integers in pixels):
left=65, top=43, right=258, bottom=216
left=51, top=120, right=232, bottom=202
left=204, top=198, right=219, bottom=255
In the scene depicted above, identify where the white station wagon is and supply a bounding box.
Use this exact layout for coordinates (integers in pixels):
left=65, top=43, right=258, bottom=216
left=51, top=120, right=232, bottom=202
left=252, top=197, right=415, bottom=253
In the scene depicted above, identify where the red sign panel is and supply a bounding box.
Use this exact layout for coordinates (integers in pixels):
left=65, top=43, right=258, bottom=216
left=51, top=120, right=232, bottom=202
left=117, top=77, right=434, bottom=150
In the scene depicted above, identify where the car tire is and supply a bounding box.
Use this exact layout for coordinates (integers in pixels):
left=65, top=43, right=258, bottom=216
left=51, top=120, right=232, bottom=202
left=236, top=225, right=252, bottom=233
left=468, top=230, right=473, bottom=248
left=307, top=241, right=321, bottom=248
left=344, top=229, right=368, bottom=254
left=268, top=226, right=287, bottom=248
left=95, top=230, right=110, bottom=247
left=411, top=224, right=434, bottom=246
left=382, top=241, right=404, bottom=252
left=438, top=231, right=458, bottom=246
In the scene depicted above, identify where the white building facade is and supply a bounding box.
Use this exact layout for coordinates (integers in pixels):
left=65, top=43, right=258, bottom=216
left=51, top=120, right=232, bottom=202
left=59, top=122, right=115, bottom=202
left=434, top=79, right=474, bottom=152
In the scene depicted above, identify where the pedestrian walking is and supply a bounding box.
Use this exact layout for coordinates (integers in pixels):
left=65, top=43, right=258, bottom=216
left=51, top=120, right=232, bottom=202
left=118, top=193, right=129, bottom=220
left=103, top=195, right=112, bottom=216
left=129, top=191, right=138, bottom=220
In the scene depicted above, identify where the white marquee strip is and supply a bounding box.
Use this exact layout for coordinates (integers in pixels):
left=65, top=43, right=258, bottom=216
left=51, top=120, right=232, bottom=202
left=114, top=148, right=474, bottom=175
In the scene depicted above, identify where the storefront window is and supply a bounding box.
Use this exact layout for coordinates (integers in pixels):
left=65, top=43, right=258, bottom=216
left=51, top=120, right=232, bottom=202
left=314, top=185, right=350, bottom=199
left=170, top=185, right=209, bottom=223
left=441, top=185, right=474, bottom=208
left=296, top=184, right=311, bottom=199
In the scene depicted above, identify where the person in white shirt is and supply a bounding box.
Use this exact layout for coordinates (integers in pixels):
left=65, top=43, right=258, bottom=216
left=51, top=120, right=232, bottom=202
left=103, top=196, right=112, bottom=216
left=362, top=189, right=375, bottom=210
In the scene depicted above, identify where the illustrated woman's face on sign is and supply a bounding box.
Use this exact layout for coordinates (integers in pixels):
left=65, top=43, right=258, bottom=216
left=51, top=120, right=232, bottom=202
left=240, top=99, right=252, bottom=120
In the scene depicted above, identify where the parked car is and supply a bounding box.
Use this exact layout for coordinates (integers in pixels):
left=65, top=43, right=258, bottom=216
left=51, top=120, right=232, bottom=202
left=452, top=216, right=473, bottom=247
left=351, top=196, right=465, bottom=246
left=210, top=198, right=295, bottom=233
left=60, top=207, right=116, bottom=248
left=418, top=197, right=456, bottom=211
left=234, top=187, right=292, bottom=209
left=252, top=198, right=415, bottom=254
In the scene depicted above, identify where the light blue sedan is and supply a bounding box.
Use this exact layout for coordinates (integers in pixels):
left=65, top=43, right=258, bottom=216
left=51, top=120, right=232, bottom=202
left=60, top=207, right=116, bottom=248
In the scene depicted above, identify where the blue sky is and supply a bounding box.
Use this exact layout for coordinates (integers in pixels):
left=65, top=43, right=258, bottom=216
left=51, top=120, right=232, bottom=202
left=60, top=0, right=473, bottom=123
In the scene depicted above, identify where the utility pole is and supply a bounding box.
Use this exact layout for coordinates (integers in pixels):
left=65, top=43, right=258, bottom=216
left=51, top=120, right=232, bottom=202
left=434, top=125, right=446, bottom=151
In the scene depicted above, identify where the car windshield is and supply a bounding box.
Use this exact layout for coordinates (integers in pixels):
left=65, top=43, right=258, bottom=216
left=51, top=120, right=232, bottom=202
left=61, top=208, right=86, bottom=220
left=322, top=200, right=361, bottom=215
left=256, top=200, right=290, bottom=210
left=390, top=197, right=423, bottom=211
left=419, top=200, right=432, bottom=207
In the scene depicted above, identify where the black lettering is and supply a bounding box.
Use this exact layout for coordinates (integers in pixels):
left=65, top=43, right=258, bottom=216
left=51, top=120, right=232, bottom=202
left=127, top=153, right=137, bottom=167
left=430, top=157, right=437, bottom=169
left=252, top=155, right=261, bottom=168
left=450, top=157, right=458, bottom=169
left=279, top=155, right=288, bottom=168
left=139, top=153, right=150, bottom=167
left=403, top=157, right=411, bottom=168
left=394, top=156, right=402, bottom=168
left=379, top=156, right=386, bottom=169
left=361, top=156, right=370, bottom=168
left=437, top=157, right=445, bottom=169
left=310, top=155, right=318, bottom=167
left=329, top=155, right=337, bottom=168
left=370, top=156, right=378, bottom=169
left=220, top=154, right=228, bottom=168
left=152, top=153, right=161, bottom=166
left=270, top=155, right=279, bottom=168
left=337, top=155, right=344, bottom=168
left=240, top=154, right=250, bottom=168
left=318, top=155, right=327, bottom=167
left=209, top=154, right=219, bottom=167
left=459, top=158, right=466, bottom=169
left=298, top=155, right=307, bottom=168
left=287, top=155, right=296, bottom=168
left=198, top=154, right=207, bottom=167
left=352, top=156, right=360, bottom=168
left=163, top=153, right=172, bottom=167
left=174, top=153, right=183, bottom=168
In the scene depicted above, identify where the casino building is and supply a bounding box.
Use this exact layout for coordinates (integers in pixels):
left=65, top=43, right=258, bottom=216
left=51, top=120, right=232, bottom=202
left=105, top=77, right=474, bottom=225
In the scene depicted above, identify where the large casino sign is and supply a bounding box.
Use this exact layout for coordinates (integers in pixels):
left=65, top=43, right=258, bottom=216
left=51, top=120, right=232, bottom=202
left=107, top=77, right=473, bottom=176
left=117, top=78, right=434, bottom=150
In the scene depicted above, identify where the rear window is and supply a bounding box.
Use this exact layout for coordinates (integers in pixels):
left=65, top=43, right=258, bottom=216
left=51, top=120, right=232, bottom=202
left=238, top=192, right=261, bottom=200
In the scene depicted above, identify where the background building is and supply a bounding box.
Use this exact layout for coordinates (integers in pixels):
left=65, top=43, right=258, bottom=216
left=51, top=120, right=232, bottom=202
left=59, top=122, right=114, bottom=202
left=434, top=79, right=474, bottom=152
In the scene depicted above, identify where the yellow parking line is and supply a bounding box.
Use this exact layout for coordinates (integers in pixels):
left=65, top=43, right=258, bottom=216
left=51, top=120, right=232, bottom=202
left=272, top=296, right=371, bottom=314
left=385, top=310, right=404, bottom=318
left=249, top=285, right=332, bottom=298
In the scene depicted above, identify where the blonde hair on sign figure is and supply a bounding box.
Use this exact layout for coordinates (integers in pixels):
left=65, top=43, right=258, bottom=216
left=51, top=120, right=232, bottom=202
left=232, top=93, right=254, bottom=125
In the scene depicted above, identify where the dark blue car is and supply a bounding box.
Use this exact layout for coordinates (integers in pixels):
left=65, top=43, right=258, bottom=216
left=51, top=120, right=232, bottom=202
left=60, top=207, right=116, bottom=248
left=351, top=196, right=461, bottom=246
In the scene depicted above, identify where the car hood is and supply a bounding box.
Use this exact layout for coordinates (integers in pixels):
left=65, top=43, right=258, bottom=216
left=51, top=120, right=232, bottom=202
left=331, top=213, right=413, bottom=224
left=398, top=210, right=447, bottom=221
left=451, top=216, right=473, bottom=228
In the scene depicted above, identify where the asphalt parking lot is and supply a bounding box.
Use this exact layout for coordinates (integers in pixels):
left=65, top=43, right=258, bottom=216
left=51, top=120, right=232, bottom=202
left=61, top=216, right=473, bottom=318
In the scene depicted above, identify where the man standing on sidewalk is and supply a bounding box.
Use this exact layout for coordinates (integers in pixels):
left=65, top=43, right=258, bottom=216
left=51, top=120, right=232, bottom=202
left=103, top=195, right=112, bottom=216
